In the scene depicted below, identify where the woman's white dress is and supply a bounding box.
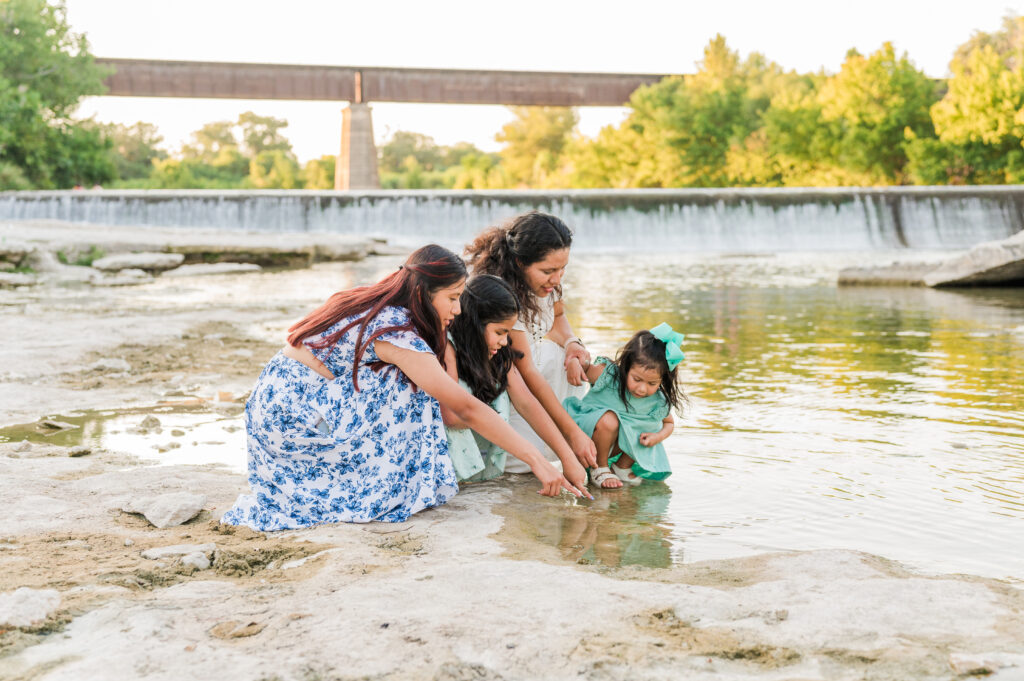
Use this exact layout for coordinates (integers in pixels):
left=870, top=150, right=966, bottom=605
left=504, top=293, right=587, bottom=473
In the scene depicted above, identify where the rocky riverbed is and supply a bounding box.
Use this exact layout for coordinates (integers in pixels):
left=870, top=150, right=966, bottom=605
left=1, top=228, right=1023, bottom=681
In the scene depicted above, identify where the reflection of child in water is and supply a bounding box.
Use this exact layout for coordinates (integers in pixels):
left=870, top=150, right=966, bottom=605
left=563, top=323, right=686, bottom=489
left=557, top=487, right=674, bottom=568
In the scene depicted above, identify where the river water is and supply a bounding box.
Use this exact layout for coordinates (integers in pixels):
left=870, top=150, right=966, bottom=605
left=4, top=249, right=1022, bottom=581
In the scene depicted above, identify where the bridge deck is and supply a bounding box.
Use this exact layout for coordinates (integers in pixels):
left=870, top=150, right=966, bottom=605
left=96, top=58, right=671, bottom=106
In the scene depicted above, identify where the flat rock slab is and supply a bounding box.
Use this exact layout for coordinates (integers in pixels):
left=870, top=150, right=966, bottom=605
left=162, top=263, right=262, bottom=277
left=0, top=587, right=61, bottom=627
left=1, top=220, right=376, bottom=269
left=0, top=272, right=36, bottom=288
left=141, top=543, right=216, bottom=560
left=839, top=230, right=1024, bottom=287
left=122, top=492, right=207, bottom=528
left=924, top=228, right=1024, bottom=286
left=92, top=252, right=185, bottom=272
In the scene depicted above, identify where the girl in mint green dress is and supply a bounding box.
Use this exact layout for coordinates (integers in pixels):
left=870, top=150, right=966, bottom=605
left=563, top=324, right=686, bottom=489
left=441, top=275, right=592, bottom=496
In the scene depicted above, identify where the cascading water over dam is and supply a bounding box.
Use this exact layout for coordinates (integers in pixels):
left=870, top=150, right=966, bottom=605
left=3, top=186, right=1023, bottom=252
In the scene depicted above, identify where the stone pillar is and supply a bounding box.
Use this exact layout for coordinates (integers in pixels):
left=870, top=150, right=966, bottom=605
left=335, top=103, right=380, bottom=190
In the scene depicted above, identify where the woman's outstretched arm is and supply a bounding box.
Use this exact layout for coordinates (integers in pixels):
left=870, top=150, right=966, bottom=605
left=375, top=340, right=585, bottom=498
left=509, top=330, right=598, bottom=468
left=506, top=366, right=589, bottom=493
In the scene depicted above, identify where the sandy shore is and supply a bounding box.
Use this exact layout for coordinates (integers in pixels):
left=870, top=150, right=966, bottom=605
left=1, top=227, right=1023, bottom=680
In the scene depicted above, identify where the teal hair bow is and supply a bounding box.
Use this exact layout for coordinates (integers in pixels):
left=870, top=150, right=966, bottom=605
left=649, top=322, right=685, bottom=369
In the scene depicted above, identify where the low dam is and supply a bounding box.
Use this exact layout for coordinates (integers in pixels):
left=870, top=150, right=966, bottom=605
left=2, top=186, right=1023, bottom=252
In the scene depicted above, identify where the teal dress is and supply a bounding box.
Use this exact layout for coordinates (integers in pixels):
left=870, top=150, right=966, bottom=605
left=563, top=358, right=672, bottom=481
left=444, top=337, right=512, bottom=482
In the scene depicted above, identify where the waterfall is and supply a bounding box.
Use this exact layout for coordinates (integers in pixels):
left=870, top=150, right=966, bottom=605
left=2, top=187, right=1022, bottom=252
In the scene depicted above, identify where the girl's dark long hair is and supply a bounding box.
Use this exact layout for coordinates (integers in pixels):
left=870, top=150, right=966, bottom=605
left=448, top=275, right=522, bottom=404
left=464, top=211, right=572, bottom=327
left=615, top=330, right=685, bottom=413
left=287, top=244, right=466, bottom=391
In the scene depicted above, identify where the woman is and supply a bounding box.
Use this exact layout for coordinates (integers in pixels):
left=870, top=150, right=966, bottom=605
left=222, top=244, right=584, bottom=531
left=465, top=212, right=598, bottom=473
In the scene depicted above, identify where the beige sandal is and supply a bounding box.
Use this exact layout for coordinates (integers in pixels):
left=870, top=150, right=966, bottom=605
left=611, top=463, right=643, bottom=486
left=590, top=467, right=622, bottom=489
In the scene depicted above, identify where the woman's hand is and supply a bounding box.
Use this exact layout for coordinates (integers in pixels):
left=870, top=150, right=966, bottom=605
left=563, top=342, right=592, bottom=386
left=568, top=427, right=598, bottom=468
left=561, top=457, right=590, bottom=496
left=532, top=460, right=587, bottom=498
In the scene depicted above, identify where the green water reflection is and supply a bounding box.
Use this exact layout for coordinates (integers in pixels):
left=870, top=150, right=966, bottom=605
left=540, top=253, right=1024, bottom=580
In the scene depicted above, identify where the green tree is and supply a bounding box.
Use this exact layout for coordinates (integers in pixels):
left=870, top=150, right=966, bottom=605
left=0, top=0, right=114, bottom=187
left=99, top=121, right=167, bottom=181
left=248, top=149, right=300, bottom=189
left=817, top=43, right=938, bottom=183
left=495, top=106, right=578, bottom=187
left=911, top=15, right=1024, bottom=183
left=567, top=36, right=774, bottom=188
left=237, top=111, right=293, bottom=157
left=379, top=131, right=443, bottom=173
left=301, top=155, right=336, bottom=189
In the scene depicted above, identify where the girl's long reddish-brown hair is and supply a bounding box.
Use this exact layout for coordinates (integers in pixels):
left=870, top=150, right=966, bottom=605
left=286, top=244, right=467, bottom=390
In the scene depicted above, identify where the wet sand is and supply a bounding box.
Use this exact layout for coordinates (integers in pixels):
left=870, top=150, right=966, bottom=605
left=2, top=251, right=1024, bottom=680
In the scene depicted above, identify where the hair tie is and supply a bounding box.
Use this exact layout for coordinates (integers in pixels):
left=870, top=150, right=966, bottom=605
left=650, top=322, right=685, bottom=369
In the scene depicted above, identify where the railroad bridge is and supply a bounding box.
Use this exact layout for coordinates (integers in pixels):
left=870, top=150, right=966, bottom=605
left=95, top=58, right=670, bottom=189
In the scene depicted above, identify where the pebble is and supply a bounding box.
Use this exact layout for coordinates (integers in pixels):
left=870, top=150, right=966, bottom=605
left=89, top=358, right=131, bottom=373
left=14, top=441, right=31, bottom=452
left=124, top=538, right=135, bottom=547
left=41, top=419, right=78, bottom=431
left=181, top=552, right=211, bottom=570
left=121, top=492, right=207, bottom=529
left=139, top=415, right=161, bottom=430
left=68, top=446, right=91, bottom=457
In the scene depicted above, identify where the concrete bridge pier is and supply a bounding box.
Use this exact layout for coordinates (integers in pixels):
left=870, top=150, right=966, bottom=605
left=335, top=103, right=380, bottom=190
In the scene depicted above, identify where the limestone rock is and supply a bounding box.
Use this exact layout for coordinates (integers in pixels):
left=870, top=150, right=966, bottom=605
left=91, top=252, right=184, bottom=272
left=139, top=415, right=161, bottom=430
left=181, top=552, right=212, bottom=570
left=0, top=239, right=31, bottom=261
left=839, top=230, right=1024, bottom=287
left=121, top=492, right=207, bottom=529
left=21, top=249, right=63, bottom=273
left=0, top=587, right=61, bottom=627
left=0, top=272, right=36, bottom=288
left=140, top=543, right=216, bottom=560
left=89, top=358, right=131, bottom=373
left=924, top=229, right=1024, bottom=287
left=162, top=263, right=261, bottom=277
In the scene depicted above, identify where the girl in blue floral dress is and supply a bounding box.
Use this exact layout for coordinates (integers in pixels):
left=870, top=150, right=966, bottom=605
left=222, top=245, right=585, bottom=531
left=441, top=275, right=589, bottom=494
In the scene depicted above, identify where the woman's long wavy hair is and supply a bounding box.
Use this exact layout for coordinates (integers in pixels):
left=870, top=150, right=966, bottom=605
left=464, top=211, right=573, bottom=327
left=615, top=331, right=686, bottom=413
left=448, top=275, right=523, bottom=404
left=287, top=244, right=467, bottom=391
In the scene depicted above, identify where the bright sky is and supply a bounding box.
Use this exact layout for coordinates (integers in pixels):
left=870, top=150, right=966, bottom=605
left=67, top=0, right=1024, bottom=163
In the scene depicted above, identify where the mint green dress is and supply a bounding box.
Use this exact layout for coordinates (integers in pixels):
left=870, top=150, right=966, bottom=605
left=444, top=337, right=512, bottom=482
left=563, top=358, right=672, bottom=481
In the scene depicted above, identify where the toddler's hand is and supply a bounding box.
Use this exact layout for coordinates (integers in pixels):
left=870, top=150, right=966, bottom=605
left=565, top=356, right=587, bottom=386
left=639, top=433, right=655, bottom=447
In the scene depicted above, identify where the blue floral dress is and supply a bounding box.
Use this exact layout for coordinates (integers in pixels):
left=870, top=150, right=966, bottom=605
left=221, top=306, right=458, bottom=530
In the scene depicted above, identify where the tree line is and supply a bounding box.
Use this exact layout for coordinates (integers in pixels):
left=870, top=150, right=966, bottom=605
left=3, top=0, right=1024, bottom=190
